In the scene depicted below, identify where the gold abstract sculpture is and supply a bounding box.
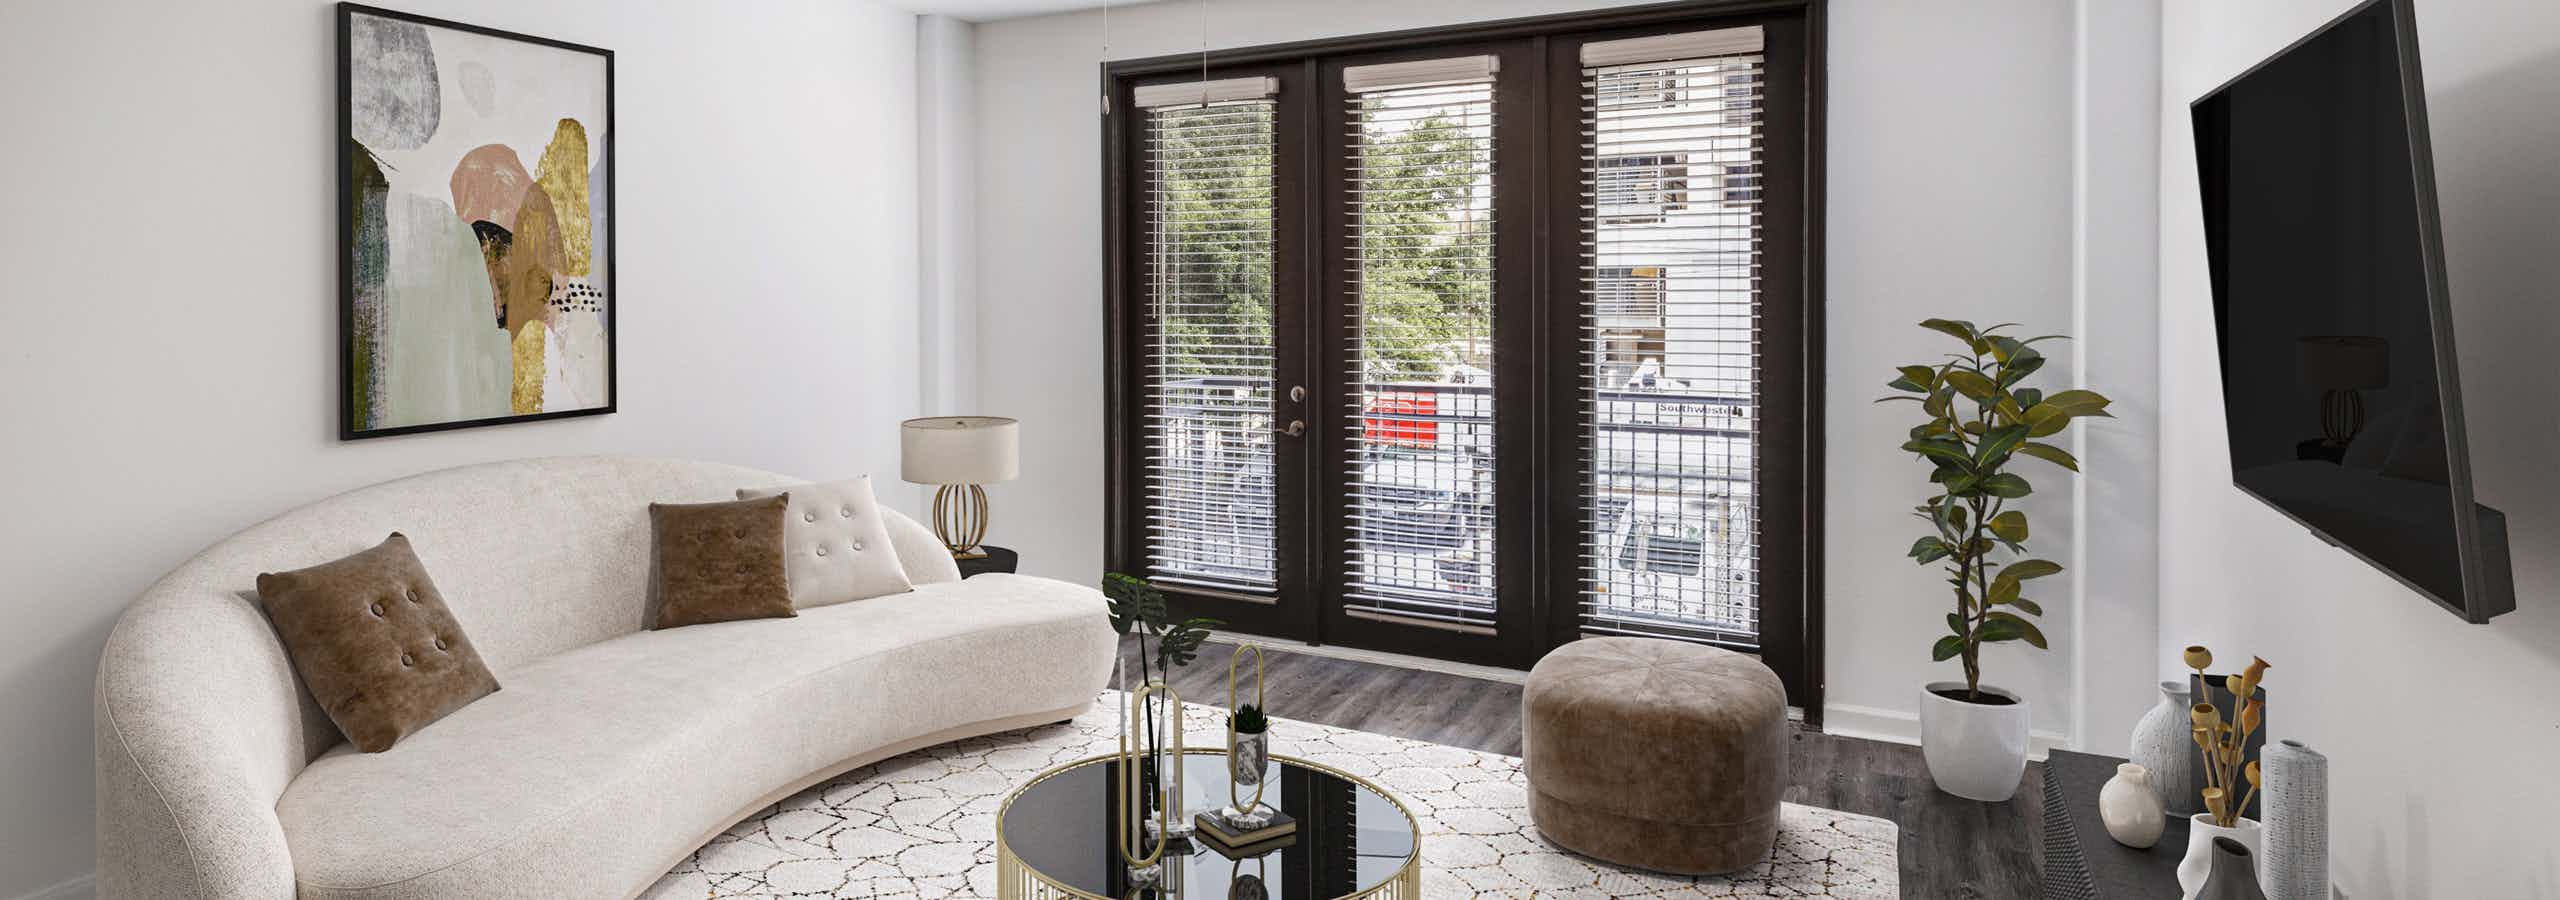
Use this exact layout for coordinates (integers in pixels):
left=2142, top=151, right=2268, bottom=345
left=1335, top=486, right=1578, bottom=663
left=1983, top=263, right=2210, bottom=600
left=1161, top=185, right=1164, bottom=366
left=1117, top=682, right=1183, bottom=874
left=2184, top=645, right=2271, bottom=827
left=1226, top=643, right=1270, bottom=819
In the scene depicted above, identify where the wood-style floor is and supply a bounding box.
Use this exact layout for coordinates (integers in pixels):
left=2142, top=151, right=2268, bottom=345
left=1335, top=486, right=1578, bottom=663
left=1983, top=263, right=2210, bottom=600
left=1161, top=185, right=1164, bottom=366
left=1119, top=640, right=2045, bottom=899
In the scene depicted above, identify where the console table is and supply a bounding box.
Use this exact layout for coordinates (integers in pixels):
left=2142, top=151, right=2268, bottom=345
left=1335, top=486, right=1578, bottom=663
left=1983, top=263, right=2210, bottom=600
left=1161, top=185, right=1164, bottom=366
left=2041, top=749, right=2187, bottom=899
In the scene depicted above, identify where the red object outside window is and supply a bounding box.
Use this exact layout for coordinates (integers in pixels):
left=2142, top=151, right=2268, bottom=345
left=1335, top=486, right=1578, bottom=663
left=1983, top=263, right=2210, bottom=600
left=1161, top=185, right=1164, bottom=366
left=1366, top=391, right=1438, bottom=448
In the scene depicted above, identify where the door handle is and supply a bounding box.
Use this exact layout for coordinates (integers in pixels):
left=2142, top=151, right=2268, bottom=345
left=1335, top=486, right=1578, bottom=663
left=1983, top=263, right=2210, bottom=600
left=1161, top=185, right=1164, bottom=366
left=1277, top=419, right=1307, bottom=438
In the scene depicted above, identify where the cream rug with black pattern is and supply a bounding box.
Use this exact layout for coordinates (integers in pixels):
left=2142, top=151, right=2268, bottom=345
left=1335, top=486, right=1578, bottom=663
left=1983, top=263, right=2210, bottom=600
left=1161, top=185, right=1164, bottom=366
left=643, top=691, right=1898, bottom=898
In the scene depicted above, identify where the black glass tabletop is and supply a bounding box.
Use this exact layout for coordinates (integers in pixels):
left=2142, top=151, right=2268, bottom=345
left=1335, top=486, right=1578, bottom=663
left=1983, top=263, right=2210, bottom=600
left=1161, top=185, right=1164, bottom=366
left=997, top=750, right=1418, bottom=900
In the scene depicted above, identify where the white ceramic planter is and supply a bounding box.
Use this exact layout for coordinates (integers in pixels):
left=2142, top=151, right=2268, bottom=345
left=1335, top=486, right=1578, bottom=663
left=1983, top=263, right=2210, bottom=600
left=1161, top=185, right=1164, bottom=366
left=2179, top=813, right=2264, bottom=898
left=1918, top=681, right=2030, bottom=802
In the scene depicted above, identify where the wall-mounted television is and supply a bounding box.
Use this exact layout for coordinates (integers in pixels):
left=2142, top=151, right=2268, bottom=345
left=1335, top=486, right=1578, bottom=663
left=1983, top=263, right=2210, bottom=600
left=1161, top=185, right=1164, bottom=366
left=2191, top=0, right=2514, bottom=622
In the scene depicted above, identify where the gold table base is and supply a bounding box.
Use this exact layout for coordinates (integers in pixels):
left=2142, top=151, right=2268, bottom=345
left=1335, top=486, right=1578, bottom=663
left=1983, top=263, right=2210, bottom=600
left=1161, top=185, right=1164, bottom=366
left=995, top=749, right=1421, bottom=900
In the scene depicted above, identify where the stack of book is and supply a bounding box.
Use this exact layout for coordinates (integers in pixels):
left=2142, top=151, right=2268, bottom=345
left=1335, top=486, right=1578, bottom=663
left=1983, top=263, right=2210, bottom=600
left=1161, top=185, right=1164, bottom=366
left=1193, top=808, right=1297, bottom=857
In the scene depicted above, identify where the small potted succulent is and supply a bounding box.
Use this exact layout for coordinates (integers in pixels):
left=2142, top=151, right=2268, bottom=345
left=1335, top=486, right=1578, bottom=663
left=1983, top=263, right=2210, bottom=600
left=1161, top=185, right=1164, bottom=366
left=1229, top=703, right=1270, bottom=786
left=1882, top=318, right=2110, bottom=801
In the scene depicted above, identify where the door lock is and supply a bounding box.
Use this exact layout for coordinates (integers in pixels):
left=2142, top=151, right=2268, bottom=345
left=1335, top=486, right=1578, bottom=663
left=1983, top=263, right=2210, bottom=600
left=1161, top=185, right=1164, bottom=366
left=1277, top=419, right=1307, bottom=438
left=1288, top=385, right=1308, bottom=403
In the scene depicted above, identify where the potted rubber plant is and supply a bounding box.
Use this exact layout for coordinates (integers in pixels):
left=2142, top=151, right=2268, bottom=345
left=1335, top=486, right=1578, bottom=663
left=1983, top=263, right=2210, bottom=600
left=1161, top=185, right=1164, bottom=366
left=1881, top=319, right=2110, bottom=801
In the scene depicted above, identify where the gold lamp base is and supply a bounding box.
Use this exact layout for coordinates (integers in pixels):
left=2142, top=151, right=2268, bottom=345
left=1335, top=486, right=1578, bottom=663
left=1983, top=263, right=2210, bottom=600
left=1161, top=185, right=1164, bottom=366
left=931, top=483, right=991, bottom=558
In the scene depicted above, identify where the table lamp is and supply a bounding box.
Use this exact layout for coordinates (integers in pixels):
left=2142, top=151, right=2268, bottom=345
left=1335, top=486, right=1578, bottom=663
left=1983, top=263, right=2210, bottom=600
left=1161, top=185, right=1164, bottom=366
left=901, top=416, right=1019, bottom=559
left=2296, top=336, right=2387, bottom=447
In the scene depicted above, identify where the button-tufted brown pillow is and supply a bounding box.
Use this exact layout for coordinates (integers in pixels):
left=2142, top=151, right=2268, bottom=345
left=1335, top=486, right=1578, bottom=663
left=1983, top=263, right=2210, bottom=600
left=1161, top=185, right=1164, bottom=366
left=649, top=494, right=796, bottom=629
left=255, top=533, right=501, bottom=753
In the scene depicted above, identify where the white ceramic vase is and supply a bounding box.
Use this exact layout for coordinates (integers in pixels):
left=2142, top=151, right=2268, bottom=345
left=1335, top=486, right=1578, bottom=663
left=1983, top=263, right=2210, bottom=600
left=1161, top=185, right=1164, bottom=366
left=1918, top=681, right=2030, bottom=802
left=2130, top=680, right=2201, bottom=815
left=2261, top=740, right=2330, bottom=900
left=2099, top=763, right=2167, bottom=848
left=2179, top=813, right=2264, bottom=899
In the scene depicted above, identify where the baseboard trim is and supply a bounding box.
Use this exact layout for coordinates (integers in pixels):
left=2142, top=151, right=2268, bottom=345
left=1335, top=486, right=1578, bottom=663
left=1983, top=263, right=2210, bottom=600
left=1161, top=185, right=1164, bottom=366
left=1821, top=702, right=2070, bottom=762
left=1201, top=634, right=1811, bottom=722
left=1201, top=633, right=1531, bottom=685
left=11, top=873, right=95, bottom=900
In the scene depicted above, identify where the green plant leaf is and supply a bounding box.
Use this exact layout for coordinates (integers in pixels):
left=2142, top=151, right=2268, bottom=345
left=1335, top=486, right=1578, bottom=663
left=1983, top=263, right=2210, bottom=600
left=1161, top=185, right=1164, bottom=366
left=2001, top=559, right=2065, bottom=580
left=1886, top=374, right=1928, bottom=393
left=1909, top=536, right=1952, bottom=563
left=1942, top=370, right=2000, bottom=401
left=1996, top=559, right=2065, bottom=584
left=1985, top=611, right=2049, bottom=649
left=1974, top=424, right=2031, bottom=466
left=2013, top=387, right=2044, bottom=408
left=1946, top=612, right=1967, bottom=636
left=2044, top=389, right=2114, bottom=417
left=1976, top=616, right=2027, bottom=643
left=1920, top=319, right=1979, bottom=344
left=1998, top=354, right=2048, bottom=387
left=2024, top=403, right=2071, bottom=437
left=1932, top=634, right=1967, bottom=661
left=2017, top=441, right=2079, bottom=471
left=1899, top=365, right=1939, bottom=389
left=1988, top=509, right=2029, bottom=543
left=1977, top=472, right=2033, bottom=498
left=2010, top=597, right=2044, bottom=616
left=1986, top=577, right=2021, bottom=606
left=1902, top=438, right=1974, bottom=468
left=1923, top=390, right=1952, bottom=419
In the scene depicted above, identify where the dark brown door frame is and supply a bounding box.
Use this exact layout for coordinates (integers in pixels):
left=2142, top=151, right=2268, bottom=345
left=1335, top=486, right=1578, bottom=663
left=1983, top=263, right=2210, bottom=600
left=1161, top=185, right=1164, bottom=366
left=1101, top=0, right=1828, bottom=722
left=1311, top=39, right=1542, bottom=670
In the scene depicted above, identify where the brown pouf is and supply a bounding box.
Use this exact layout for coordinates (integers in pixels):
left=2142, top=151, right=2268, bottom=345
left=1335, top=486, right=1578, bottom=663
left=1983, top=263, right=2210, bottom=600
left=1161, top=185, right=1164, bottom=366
left=1523, top=636, right=1787, bottom=874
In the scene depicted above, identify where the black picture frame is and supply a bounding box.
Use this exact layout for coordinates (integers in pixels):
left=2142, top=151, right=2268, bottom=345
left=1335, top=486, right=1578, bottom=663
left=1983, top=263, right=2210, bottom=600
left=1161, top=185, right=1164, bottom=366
left=336, top=2, right=617, bottom=440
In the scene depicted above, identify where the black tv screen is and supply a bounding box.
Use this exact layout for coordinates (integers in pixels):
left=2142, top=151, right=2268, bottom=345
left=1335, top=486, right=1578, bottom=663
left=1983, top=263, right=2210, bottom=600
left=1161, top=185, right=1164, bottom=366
left=2191, top=0, right=2513, bottom=621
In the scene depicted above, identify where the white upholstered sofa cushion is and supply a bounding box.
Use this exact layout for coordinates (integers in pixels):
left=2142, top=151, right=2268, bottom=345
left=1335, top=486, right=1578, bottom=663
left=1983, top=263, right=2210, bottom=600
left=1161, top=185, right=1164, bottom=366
left=737, top=475, right=912, bottom=607
left=272, top=574, right=1110, bottom=900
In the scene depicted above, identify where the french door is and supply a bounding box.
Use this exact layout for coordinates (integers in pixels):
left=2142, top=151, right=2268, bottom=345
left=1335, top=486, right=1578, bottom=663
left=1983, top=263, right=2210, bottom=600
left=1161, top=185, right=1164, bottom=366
left=1103, top=2, right=1822, bottom=708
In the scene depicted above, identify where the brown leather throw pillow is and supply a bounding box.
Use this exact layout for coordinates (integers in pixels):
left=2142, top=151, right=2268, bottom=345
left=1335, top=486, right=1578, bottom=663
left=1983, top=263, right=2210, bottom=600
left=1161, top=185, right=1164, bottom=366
left=649, top=494, right=795, bottom=629
left=255, top=533, right=501, bottom=753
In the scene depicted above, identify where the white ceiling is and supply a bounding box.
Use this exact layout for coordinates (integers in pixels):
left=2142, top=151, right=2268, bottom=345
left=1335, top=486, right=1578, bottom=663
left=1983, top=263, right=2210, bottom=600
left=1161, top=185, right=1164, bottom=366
left=898, top=0, right=1166, bottom=23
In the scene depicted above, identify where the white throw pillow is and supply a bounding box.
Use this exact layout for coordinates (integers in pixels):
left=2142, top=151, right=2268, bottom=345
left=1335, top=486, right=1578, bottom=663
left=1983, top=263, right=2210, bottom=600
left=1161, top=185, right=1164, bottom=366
left=736, top=476, right=913, bottom=608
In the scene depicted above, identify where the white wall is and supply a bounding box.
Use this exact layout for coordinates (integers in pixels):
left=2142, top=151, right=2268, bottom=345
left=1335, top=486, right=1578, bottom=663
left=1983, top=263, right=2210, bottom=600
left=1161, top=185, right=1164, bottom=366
left=919, top=14, right=980, bottom=416
left=970, top=0, right=2142, bottom=746
left=0, top=1, right=922, bottom=897
left=2156, top=0, right=2560, bottom=896
left=2072, top=0, right=2165, bottom=759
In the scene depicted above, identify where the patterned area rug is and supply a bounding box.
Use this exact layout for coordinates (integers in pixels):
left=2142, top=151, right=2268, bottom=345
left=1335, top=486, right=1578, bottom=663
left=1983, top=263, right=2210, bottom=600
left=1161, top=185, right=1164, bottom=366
left=644, top=692, right=1899, bottom=898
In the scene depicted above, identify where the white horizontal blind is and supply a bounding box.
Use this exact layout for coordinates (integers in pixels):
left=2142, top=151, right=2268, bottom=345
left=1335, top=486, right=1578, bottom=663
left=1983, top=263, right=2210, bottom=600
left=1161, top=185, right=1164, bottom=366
left=1143, top=98, right=1282, bottom=594
left=1135, top=75, right=1280, bottom=109
left=1341, top=64, right=1500, bottom=629
left=1578, top=30, right=1767, bottom=646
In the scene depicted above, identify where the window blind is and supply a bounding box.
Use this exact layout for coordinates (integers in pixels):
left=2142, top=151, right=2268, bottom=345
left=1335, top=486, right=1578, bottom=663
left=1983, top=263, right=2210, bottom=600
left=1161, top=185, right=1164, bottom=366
left=1577, top=29, right=1767, bottom=646
left=1341, top=62, right=1500, bottom=629
left=1142, top=97, right=1283, bottom=594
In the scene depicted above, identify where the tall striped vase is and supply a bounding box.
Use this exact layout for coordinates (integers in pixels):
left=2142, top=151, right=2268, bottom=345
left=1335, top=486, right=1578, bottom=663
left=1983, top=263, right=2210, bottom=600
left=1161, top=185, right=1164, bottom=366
left=2261, top=739, right=2330, bottom=900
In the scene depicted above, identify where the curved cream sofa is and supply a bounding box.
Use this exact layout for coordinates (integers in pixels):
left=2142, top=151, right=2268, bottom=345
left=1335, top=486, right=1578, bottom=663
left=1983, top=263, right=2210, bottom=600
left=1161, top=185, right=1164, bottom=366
left=94, top=456, right=1115, bottom=900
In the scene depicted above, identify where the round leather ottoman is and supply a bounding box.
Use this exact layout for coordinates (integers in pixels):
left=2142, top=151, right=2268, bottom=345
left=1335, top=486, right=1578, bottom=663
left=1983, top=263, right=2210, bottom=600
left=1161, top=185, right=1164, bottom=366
left=1523, top=637, right=1787, bottom=874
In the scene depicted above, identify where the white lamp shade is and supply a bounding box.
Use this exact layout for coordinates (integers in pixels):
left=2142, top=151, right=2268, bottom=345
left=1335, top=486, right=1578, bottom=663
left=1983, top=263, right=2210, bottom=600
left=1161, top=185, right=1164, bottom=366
left=901, top=416, right=1020, bottom=485
left=2296, top=336, right=2388, bottom=389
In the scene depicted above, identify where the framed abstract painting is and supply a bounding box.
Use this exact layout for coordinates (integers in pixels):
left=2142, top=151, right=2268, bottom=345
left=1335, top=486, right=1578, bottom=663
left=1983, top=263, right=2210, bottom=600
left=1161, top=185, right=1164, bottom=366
left=338, top=3, right=614, bottom=439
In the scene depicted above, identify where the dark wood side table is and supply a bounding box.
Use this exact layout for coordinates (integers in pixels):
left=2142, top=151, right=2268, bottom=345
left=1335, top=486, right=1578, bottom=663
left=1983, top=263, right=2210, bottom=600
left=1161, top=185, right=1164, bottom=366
left=2042, top=749, right=2188, bottom=899
left=955, top=545, right=1018, bottom=578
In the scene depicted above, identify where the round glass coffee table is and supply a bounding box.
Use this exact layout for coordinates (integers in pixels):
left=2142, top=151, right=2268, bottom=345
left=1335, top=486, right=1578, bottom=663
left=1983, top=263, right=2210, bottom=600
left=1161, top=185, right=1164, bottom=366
left=995, top=749, right=1420, bottom=899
